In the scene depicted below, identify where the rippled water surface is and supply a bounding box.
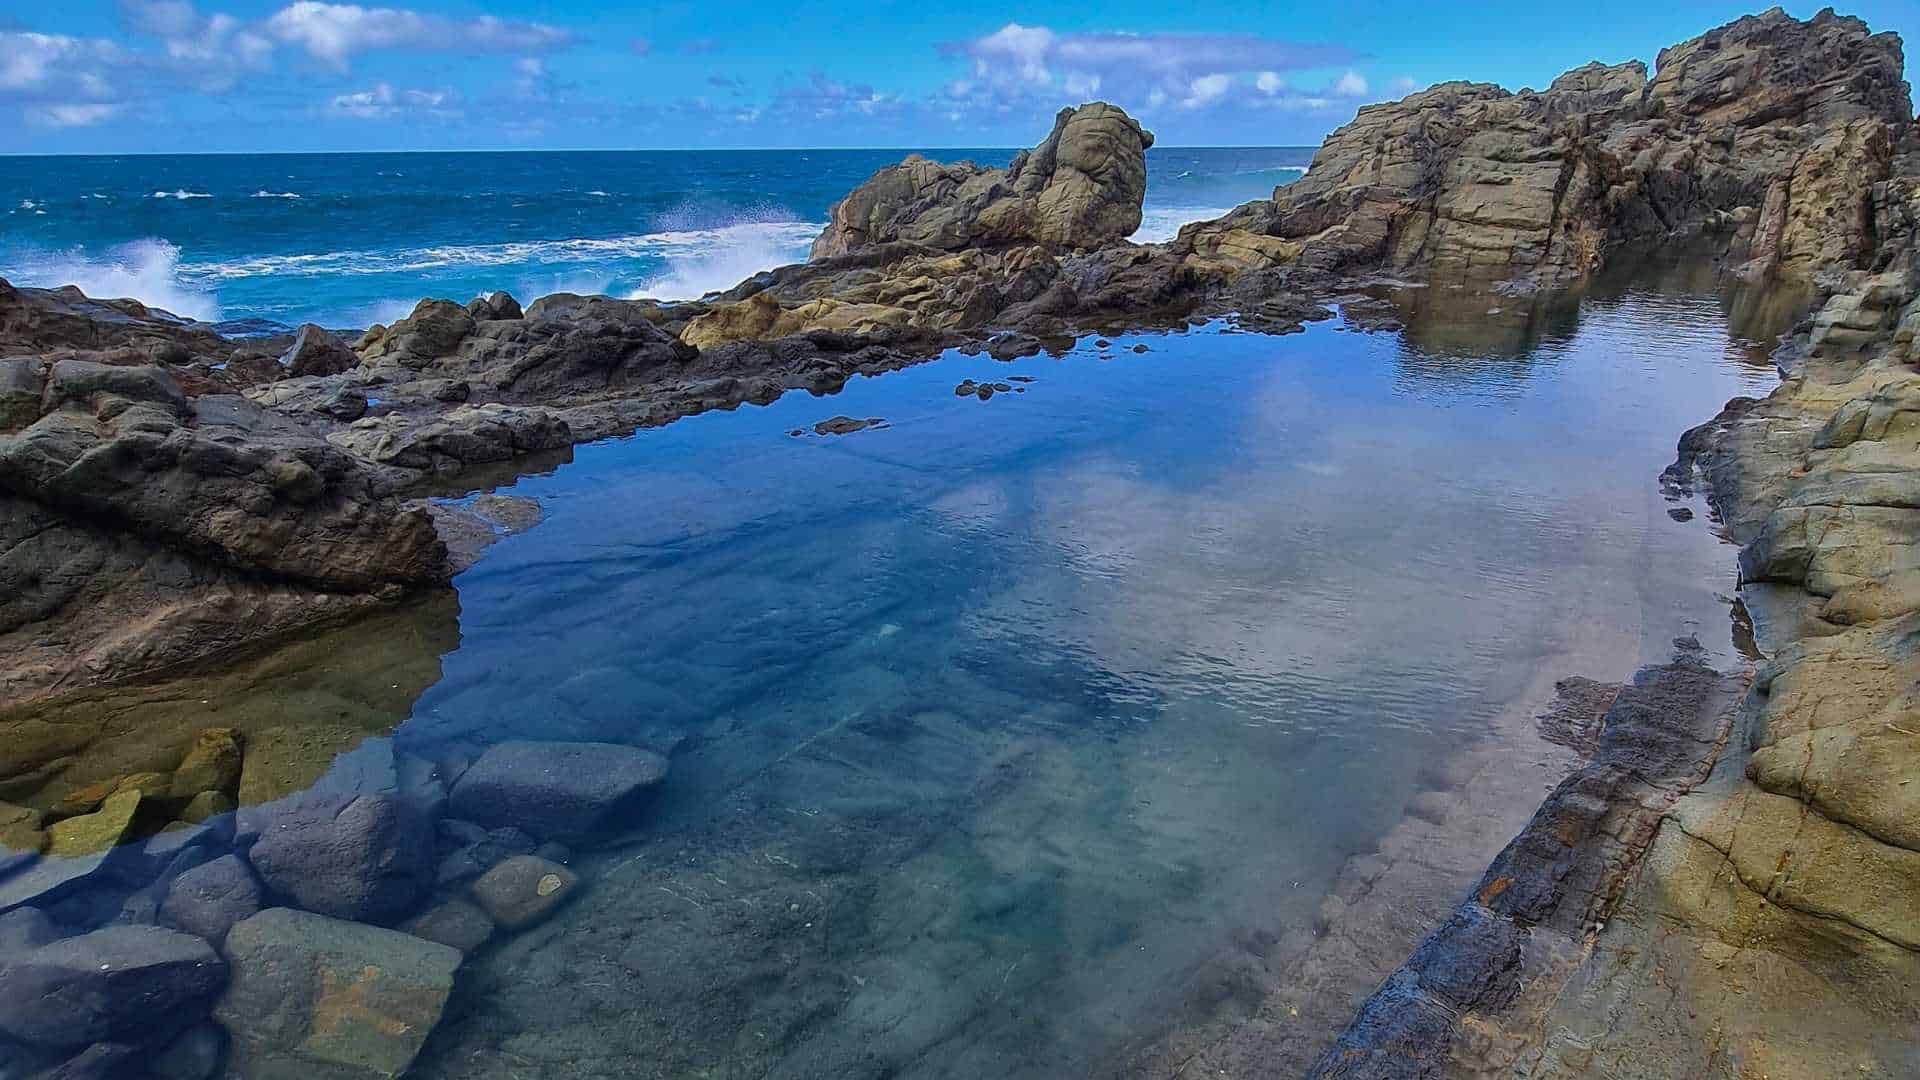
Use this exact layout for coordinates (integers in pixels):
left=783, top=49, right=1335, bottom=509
left=0, top=264, right=1799, bottom=1078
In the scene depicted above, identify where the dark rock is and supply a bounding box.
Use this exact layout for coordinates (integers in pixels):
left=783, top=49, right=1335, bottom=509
left=0, top=907, right=61, bottom=958
left=446, top=740, right=670, bottom=844
left=811, top=415, right=886, bottom=436
left=158, top=856, right=260, bottom=945
left=469, top=855, right=579, bottom=930
left=278, top=324, right=357, bottom=378
left=32, top=1042, right=143, bottom=1080
left=0, top=925, right=225, bottom=1049
left=149, top=1023, right=224, bottom=1080
left=246, top=794, right=433, bottom=923
left=399, top=897, right=494, bottom=953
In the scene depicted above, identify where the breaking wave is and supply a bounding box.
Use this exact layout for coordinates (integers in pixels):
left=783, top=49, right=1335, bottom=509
left=5, top=239, right=223, bottom=321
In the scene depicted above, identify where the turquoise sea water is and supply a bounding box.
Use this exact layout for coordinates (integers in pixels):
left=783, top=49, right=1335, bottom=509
left=0, top=147, right=1311, bottom=329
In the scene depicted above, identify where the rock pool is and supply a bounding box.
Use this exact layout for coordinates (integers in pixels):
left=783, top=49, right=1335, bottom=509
left=0, top=263, right=1798, bottom=1078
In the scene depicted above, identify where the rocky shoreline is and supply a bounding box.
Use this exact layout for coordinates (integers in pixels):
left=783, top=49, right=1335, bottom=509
left=1, top=6, right=1916, bottom=1078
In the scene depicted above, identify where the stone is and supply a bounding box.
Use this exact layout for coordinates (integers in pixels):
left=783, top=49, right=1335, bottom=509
left=167, top=728, right=242, bottom=800
left=469, top=855, right=579, bottom=930
left=0, top=906, right=60, bottom=958
left=159, top=855, right=261, bottom=945
left=45, top=789, right=141, bottom=858
left=811, top=102, right=1154, bottom=258
left=150, top=1022, right=225, bottom=1080
left=179, top=790, right=235, bottom=824
left=279, top=324, right=359, bottom=378
left=446, top=740, right=670, bottom=844
left=216, top=908, right=460, bottom=1080
left=400, top=896, right=495, bottom=953
left=434, top=824, right=536, bottom=888
left=247, top=794, right=433, bottom=923
left=0, top=800, right=47, bottom=870
left=0, top=925, right=225, bottom=1049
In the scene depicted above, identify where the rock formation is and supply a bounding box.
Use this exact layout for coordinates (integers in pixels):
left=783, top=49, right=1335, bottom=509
left=809, top=102, right=1154, bottom=258
left=1178, top=7, right=1912, bottom=284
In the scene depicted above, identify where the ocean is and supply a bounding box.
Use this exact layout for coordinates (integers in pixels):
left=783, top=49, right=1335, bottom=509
left=0, top=147, right=1311, bottom=331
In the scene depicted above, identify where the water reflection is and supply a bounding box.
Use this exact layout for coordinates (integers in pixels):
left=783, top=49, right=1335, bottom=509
left=0, top=270, right=1804, bottom=1079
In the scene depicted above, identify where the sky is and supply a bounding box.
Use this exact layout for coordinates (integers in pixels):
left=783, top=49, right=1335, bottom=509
left=2, top=1, right=1914, bottom=153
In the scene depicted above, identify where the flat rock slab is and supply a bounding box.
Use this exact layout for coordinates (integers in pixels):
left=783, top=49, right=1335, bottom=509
left=470, top=854, right=579, bottom=930
left=447, top=740, right=669, bottom=844
left=217, top=907, right=461, bottom=1080
left=0, top=924, right=226, bottom=1049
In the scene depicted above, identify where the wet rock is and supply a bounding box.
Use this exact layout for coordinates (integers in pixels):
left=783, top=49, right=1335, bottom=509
left=235, top=723, right=373, bottom=811
left=217, top=908, right=460, bottom=1080
left=246, top=794, right=433, bottom=923
left=811, top=415, right=886, bottom=436
left=166, top=728, right=242, bottom=801
left=159, top=855, right=260, bottom=945
left=469, top=855, right=579, bottom=930
left=45, top=790, right=141, bottom=858
left=446, top=740, right=670, bottom=844
left=34, top=1042, right=144, bottom=1080
left=0, top=925, right=225, bottom=1049
left=0, top=801, right=47, bottom=873
left=0, top=906, right=60, bottom=957
left=434, top=824, right=536, bottom=888
left=467, top=290, right=523, bottom=321
left=178, top=792, right=234, bottom=825
left=399, top=896, right=495, bottom=953
left=150, top=1023, right=225, bottom=1080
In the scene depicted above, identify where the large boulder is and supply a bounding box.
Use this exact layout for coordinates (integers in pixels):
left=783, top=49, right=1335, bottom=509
left=0, top=925, right=225, bottom=1049
left=216, top=908, right=460, bottom=1080
left=245, top=793, right=433, bottom=923
left=1176, top=8, right=1912, bottom=282
left=446, top=740, right=669, bottom=844
left=810, top=102, right=1154, bottom=258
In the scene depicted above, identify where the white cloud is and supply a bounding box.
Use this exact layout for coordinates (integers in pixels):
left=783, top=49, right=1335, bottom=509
left=327, top=80, right=459, bottom=118
left=970, top=23, right=1055, bottom=84
left=122, top=1, right=273, bottom=89
left=266, top=1, right=571, bottom=70
left=31, top=103, right=124, bottom=127
left=1333, top=70, right=1369, bottom=97
left=1255, top=71, right=1284, bottom=94
left=1391, top=75, right=1418, bottom=95
left=0, top=32, right=121, bottom=94
left=1180, top=73, right=1231, bottom=109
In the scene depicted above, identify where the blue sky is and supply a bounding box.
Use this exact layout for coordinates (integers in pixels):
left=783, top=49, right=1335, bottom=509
left=2, top=2, right=1914, bottom=152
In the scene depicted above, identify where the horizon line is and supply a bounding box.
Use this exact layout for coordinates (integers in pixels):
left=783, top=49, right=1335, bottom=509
left=0, top=143, right=1321, bottom=159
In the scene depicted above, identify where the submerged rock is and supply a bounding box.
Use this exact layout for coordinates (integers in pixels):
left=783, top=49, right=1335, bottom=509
left=159, top=854, right=262, bottom=945
left=0, top=925, right=225, bottom=1049
left=246, top=793, right=433, bottom=923
left=469, top=854, right=579, bottom=930
left=446, top=740, right=670, bottom=844
left=217, top=907, right=460, bottom=1080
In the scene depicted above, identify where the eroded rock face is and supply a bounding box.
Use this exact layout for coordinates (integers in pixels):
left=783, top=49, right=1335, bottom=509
left=0, top=351, right=449, bottom=704
left=810, top=103, right=1154, bottom=258
left=1178, top=8, right=1912, bottom=283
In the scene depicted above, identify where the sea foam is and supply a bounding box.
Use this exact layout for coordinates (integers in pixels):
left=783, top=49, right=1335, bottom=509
left=6, top=238, right=222, bottom=321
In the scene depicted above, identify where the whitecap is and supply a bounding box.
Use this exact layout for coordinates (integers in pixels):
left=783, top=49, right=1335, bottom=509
left=18, top=199, right=38, bottom=210
left=252, top=190, right=301, bottom=199
left=185, top=220, right=825, bottom=286
left=4, top=238, right=221, bottom=321
left=626, top=220, right=824, bottom=301
left=150, top=190, right=212, bottom=200
left=1129, top=207, right=1234, bottom=245
left=587, top=190, right=611, bottom=197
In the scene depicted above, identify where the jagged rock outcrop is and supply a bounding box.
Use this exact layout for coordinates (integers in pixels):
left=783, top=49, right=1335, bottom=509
left=0, top=334, right=448, bottom=704
left=809, top=102, right=1154, bottom=258
left=1178, top=7, right=1912, bottom=284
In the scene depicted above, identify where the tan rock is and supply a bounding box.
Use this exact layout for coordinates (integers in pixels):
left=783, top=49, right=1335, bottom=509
left=169, top=728, right=243, bottom=799
left=46, top=788, right=141, bottom=857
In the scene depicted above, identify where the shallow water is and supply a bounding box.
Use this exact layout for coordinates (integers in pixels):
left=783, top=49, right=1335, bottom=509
left=401, top=269, right=1778, bottom=1076
left=0, top=264, right=1794, bottom=1077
